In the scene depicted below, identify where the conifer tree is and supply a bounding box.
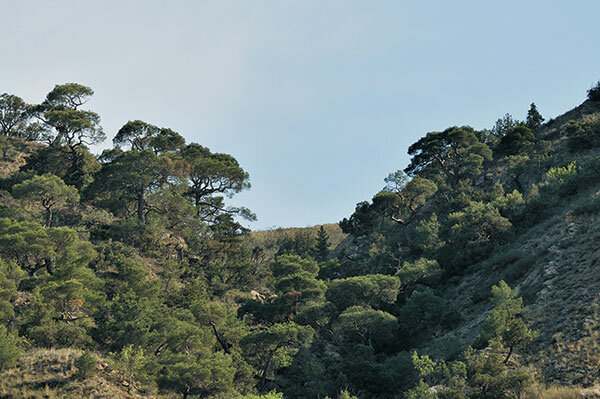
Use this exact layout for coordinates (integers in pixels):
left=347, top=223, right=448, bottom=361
left=314, top=226, right=330, bottom=261
left=526, top=102, right=544, bottom=130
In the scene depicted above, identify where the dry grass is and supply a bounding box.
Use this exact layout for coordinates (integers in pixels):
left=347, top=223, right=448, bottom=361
left=0, top=139, right=42, bottom=179
left=523, top=384, right=596, bottom=399
left=247, top=223, right=347, bottom=260
left=0, top=348, right=154, bottom=399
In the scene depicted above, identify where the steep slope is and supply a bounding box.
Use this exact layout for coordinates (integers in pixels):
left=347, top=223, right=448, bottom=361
left=413, top=99, right=600, bottom=385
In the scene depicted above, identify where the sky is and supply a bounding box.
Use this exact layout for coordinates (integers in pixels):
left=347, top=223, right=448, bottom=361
left=1, top=1, right=600, bottom=230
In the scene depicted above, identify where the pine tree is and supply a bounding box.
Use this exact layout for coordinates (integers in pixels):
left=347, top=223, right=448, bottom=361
left=314, top=226, right=330, bottom=261
left=526, top=102, right=544, bottom=130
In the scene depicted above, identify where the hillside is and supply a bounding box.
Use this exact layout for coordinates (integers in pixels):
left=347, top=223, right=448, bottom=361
left=0, top=348, right=152, bottom=399
left=246, top=223, right=346, bottom=261
left=3, top=82, right=600, bottom=399
left=334, top=94, right=600, bottom=390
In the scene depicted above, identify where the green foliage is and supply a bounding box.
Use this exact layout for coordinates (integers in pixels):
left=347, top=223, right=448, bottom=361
left=587, top=80, right=600, bottom=102
left=337, top=390, right=358, bottom=399
left=13, top=174, right=79, bottom=226
left=180, top=142, right=252, bottom=221
left=546, top=161, right=578, bottom=185
left=396, top=258, right=441, bottom=289
left=444, top=202, right=512, bottom=271
left=413, top=213, right=442, bottom=256
left=240, top=322, right=314, bottom=388
left=340, top=201, right=378, bottom=236
left=496, top=125, right=537, bottom=156
left=334, top=306, right=398, bottom=353
left=406, top=379, right=436, bottom=399
left=0, top=259, right=18, bottom=325
left=491, top=113, right=518, bottom=138
left=398, top=289, right=444, bottom=345
left=21, top=145, right=100, bottom=190
left=1, top=81, right=596, bottom=398
left=74, top=350, right=97, bottom=379
left=526, top=103, right=544, bottom=130
left=242, top=391, right=284, bottom=399
left=112, top=345, right=156, bottom=393
left=478, top=281, right=538, bottom=361
left=0, top=325, right=21, bottom=370
left=566, top=119, right=600, bottom=151
left=326, top=274, right=400, bottom=311
left=159, top=351, right=236, bottom=399
left=405, top=126, right=492, bottom=184
left=0, top=93, right=30, bottom=137
left=314, top=225, right=330, bottom=261
left=271, top=254, right=319, bottom=278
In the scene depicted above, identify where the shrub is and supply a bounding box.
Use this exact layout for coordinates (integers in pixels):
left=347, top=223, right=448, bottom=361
left=566, top=120, right=600, bottom=152
left=0, top=326, right=21, bottom=370
left=74, top=350, right=97, bottom=379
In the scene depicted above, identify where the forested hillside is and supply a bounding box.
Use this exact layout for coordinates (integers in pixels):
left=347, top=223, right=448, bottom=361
left=1, top=82, right=600, bottom=399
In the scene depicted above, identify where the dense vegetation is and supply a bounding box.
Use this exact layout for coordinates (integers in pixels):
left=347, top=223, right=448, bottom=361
left=1, top=81, right=600, bottom=398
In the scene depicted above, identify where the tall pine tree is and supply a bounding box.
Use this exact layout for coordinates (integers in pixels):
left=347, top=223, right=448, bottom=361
left=314, top=226, right=330, bottom=262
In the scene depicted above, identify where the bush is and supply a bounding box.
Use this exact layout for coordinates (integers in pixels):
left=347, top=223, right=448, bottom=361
left=0, top=326, right=21, bottom=370
left=566, top=120, right=600, bottom=152
left=74, top=350, right=97, bottom=379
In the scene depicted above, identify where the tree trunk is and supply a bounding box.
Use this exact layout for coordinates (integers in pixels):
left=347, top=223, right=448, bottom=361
left=504, top=345, right=514, bottom=364
left=137, top=190, right=146, bottom=224
left=45, top=207, right=53, bottom=227
left=210, top=321, right=231, bottom=354
left=44, top=257, right=55, bottom=275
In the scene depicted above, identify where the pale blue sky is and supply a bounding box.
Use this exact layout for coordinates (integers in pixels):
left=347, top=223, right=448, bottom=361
left=1, top=1, right=599, bottom=229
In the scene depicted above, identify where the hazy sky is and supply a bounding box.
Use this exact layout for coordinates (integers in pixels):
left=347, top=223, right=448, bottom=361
left=2, top=1, right=599, bottom=229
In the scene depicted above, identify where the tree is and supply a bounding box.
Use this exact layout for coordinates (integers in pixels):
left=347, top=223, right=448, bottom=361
left=33, top=83, right=105, bottom=185
left=525, top=103, right=544, bottom=130
left=159, top=351, right=236, bottom=399
left=0, top=93, right=29, bottom=137
left=112, top=345, right=157, bottom=393
left=113, top=120, right=185, bottom=154
left=404, top=126, right=492, bottom=185
left=395, top=258, right=441, bottom=291
left=445, top=201, right=512, bottom=269
left=239, top=255, right=325, bottom=325
left=240, top=322, right=314, bottom=389
left=21, top=145, right=100, bottom=190
left=0, top=219, right=96, bottom=276
left=479, top=280, right=537, bottom=364
left=12, top=174, right=79, bottom=227
left=587, top=80, right=600, bottom=102
left=491, top=113, right=517, bottom=138
left=333, top=306, right=398, bottom=353
left=89, top=149, right=169, bottom=224
left=0, top=325, right=21, bottom=370
left=192, top=300, right=248, bottom=355
left=381, top=173, right=437, bottom=227
left=326, top=274, right=400, bottom=311
left=314, top=226, right=330, bottom=262
left=180, top=143, right=252, bottom=220
left=339, top=201, right=378, bottom=237
left=397, top=289, right=444, bottom=345
left=74, top=351, right=97, bottom=379
left=495, top=125, right=537, bottom=156
left=505, top=155, right=530, bottom=193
